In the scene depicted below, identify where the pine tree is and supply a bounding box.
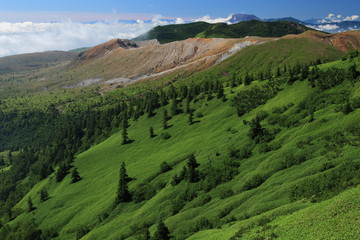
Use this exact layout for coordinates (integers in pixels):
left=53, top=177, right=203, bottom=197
left=116, top=162, right=132, bottom=203
left=185, top=99, right=191, bottom=114
left=56, top=162, right=70, bottom=182
left=188, top=110, right=193, bottom=125
left=153, top=220, right=171, bottom=240
left=39, top=188, right=49, bottom=202
left=162, top=109, right=169, bottom=130
left=276, top=67, right=281, bottom=77
left=149, top=126, right=155, bottom=138
left=170, top=98, right=178, bottom=116
left=27, top=197, right=34, bottom=212
left=187, top=154, right=200, bottom=183
left=217, top=83, right=224, bottom=98
left=121, top=118, right=129, bottom=145
left=71, top=167, right=81, bottom=183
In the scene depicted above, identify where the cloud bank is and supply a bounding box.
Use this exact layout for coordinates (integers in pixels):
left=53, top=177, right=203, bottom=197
left=195, top=15, right=233, bottom=24
left=321, top=13, right=359, bottom=23
left=0, top=16, right=186, bottom=57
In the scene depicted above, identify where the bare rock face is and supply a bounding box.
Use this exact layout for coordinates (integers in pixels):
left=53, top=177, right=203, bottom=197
left=66, top=37, right=263, bottom=83
left=76, top=39, right=140, bottom=62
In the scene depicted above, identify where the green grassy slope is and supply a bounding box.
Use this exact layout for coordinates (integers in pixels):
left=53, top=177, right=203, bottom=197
left=134, top=20, right=312, bottom=44
left=175, top=38, right=343, bottom=85
left=12, top=58, right=360, bottom=240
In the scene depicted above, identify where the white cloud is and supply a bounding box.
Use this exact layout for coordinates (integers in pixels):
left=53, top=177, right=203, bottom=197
left=0, top=17, right=171, bottom=57
left=308, top=24, right=340, bottom=31
left=175, top=18, right=185, bottom=24
left=195, top=15, right=232, bottom=24
left=344, top=15, right=359, bottom=21
left=321, top=13, right=359, bottom=23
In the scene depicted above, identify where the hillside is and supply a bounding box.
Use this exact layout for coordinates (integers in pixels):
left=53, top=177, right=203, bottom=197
left=0, top=51, right=77, bottom=74
left=0, top=38, right=359, bottom=240
left=133, top=20, right=313, bottom=43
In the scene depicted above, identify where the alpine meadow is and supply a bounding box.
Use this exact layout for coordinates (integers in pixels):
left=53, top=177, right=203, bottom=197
left=0, top=4, right=360, bottom=240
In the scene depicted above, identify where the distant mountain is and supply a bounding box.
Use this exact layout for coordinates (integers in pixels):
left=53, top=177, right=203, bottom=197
left=264, top=17, right=306, bottom=25
left=229, top=14, right=261, bottom=23
left=134, top=20, right=313, bottom=43
left=303, top=18, right=323, bottom=24
left=133, top=22, right=211, bottom=43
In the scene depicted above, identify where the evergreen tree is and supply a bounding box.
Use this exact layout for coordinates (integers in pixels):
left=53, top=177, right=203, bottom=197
left=171, top=174, right=180, bottom=186
left=116, top=162, right=132, bottom=203
left=217, top=83, right=224, bottom=98
left=0, top=156, right=5, bottom=166
left=39, top=188, right=49, bottom=202
left=149, top=126, right=155, bottom=138
left=187, top=154, right=200, bottom=183
left=121, top=118, right=129, bottom=145
left=170, top=98, right=178, bottom=116
left=163, top=109, right=169, bottom=130
left=143, top=228, right=151, bottom=240
left=153, top=220, right=171, bottom=240
left=27, top=197, right=34, bottom=212
left=275, top=67, right=281, bottom=77
left=7, top=151, right=12, bottom=165
left=185, top=99, right=191, bottom=114
left=342, top=101, right=354, bottom=114
left=188, top=110, right=194, bottom=125
left=247, top=116, right=272, bottom=143
left=349, top=64, right=359, bottom=80
left=71, top=167, right=81, bottom=183
left=243, top=74, right=252, bottom=86
left=231, top=74, right=237, bottom=88
left=56, top=162, right=70, bottom=182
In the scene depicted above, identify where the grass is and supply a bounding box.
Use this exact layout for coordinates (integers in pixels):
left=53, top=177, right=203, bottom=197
left=11, top=71, right=360, bottom=239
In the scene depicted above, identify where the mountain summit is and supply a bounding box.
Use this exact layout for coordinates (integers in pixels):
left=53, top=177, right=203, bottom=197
left=229, top=14, right=261, bottom=23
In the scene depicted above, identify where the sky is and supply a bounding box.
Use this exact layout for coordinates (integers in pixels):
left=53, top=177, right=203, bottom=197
left=0, top=0, right=359, bottom=57
left=1, top=0, right=359, bottom=21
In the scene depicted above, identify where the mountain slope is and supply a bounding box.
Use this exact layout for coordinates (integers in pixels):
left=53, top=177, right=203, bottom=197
left=134, top=20, right=313, bottom=43
left=4, top=51, right=360, bottom=240
left=0, top=51, right=77, bottom=74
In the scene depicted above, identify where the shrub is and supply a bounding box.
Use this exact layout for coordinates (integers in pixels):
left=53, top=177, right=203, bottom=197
left=160, top=161, right=172, bottom=173
left=243, top=174, right=267, bottom=191
left=161, top=132, right=171, bottom=140
left=132, top=184, right=156, bottom=203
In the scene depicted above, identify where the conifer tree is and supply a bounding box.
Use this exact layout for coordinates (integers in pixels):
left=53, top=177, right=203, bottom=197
left=153, top=220, right=171, bottom=240
left=276, top=67, right=281, bottom=77
left=71, top=167, right=81, bottom=183
left=27, top=197, right=34, bottom=212
left=187, top=154, right=200, bottom=182
left=149, top=126, right=155, bottom=138
left=170, top=98, right=178, bottom=116
left=217, top=83, right=224, bottom=98
left=188, top=110, right=193, bottom=125
left=185, top=99, right=191, bottom=114
left=39, top=188, right=49, bottom=202
left=121, top=118, right=129, bottom=145
left=56, top=162, right=70, bottom=182
left=162, top=109, right=169, bottom=130
left=116, top=162, right=132, bottom=203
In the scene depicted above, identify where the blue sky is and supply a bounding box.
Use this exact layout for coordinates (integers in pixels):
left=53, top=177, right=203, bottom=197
left=1, top=0, right=359, bottom=21
left=0, top=0, right=358, bottom=57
